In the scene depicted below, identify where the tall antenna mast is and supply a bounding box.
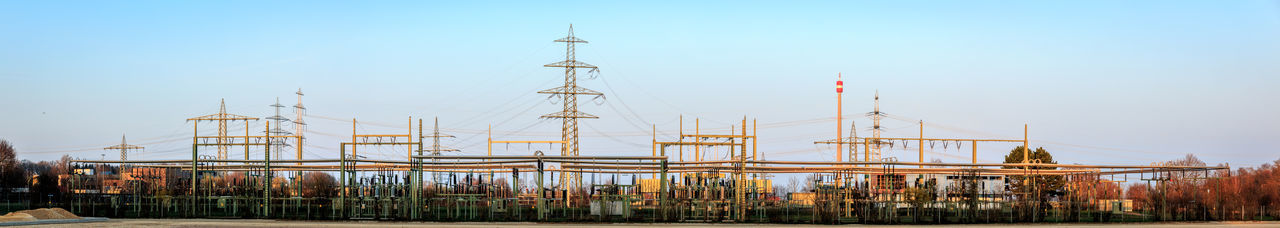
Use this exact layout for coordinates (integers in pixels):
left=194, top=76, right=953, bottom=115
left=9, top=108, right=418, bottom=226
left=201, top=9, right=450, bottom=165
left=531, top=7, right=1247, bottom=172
left=104, top=134, right=144, bottom=160
left=539, top=24, right=602, bottom=194
left=836, top=73, right=843, bottom=162
left=813, top=73, right=860, bottom=163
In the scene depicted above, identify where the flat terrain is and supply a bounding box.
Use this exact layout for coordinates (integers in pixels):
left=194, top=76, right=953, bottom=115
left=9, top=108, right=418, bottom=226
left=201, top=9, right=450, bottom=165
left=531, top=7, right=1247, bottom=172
left=20, top=219, right=1280, bottom=227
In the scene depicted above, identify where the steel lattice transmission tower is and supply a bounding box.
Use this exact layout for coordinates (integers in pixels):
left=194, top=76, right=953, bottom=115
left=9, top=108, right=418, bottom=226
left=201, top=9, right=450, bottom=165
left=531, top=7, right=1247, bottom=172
left=419, top=117, right=458, bottom=184
left=293, top=88, right=306, bottom=162
left=538, top=24, right=602, bottom=192
left=537, top=24, right=601, bottom=188
left=266, top=97, right=292, bottom=160
left=540, top=24, right=602, bottom=156
left=104, top=134, right=144, bottom=160
left=419, top=117, right=458, bottom=156
left=187, top=99, right=258, bottom=162
left=868, top=91, right=885, bottom=162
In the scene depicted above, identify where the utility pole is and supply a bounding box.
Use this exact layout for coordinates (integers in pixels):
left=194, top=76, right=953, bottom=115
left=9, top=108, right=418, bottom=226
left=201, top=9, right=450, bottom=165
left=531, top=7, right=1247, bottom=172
left=539, top=24, right=602, bottom=203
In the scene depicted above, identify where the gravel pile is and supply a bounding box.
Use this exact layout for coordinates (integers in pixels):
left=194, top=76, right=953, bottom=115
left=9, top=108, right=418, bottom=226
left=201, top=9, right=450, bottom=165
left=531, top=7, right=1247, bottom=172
left=0, top=208, right=82, bottom=222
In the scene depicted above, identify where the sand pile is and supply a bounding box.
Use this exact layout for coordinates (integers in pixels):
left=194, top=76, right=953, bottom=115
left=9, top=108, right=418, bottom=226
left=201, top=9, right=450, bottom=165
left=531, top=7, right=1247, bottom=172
left=49, top=208, right=80, bottom=219
left=0, top=212, right=34, bottom=222
left=0, top=208, right=82, bottom=222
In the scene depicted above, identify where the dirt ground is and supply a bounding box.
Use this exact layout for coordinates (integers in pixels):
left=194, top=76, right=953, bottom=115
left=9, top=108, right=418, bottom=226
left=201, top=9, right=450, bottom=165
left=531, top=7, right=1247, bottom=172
left=21, top=219, right=1280, bottom=227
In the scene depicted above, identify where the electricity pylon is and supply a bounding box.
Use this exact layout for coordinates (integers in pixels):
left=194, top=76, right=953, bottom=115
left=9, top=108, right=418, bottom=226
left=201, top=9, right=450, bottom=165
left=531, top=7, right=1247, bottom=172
left=266, top=97, right=292, bottom=160
left=538, top=24, right=602, bottom=201
left=419, top=117, right=458, bottom=156
left=869, top=91, right=885, bottom=162
left=104, top=134, right=144, bottom=160
left=187, top=99, right=258, bottom=164
left=418, top=117, right=458, bottom=184
left=293, top=88, right=306, bottom=163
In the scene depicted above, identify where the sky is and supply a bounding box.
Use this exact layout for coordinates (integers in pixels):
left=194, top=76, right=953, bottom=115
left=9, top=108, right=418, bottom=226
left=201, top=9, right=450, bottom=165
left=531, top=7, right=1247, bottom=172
left=1, top=0, right=1278, bottom=169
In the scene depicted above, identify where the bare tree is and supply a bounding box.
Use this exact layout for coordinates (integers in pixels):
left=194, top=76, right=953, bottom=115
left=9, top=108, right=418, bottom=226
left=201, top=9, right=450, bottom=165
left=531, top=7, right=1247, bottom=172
left=787, top=176, right=800, bottom=193
left=802, top=174, right=817, bottom=192
left=300, top=172, right=337, bottom=198
left=0, top=140, right=27, bottom=188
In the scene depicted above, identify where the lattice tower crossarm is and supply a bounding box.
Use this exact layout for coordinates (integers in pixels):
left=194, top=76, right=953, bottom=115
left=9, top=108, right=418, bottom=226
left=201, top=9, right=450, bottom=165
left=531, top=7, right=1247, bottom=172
left=187, top=99, right=258, bottom=164
left=419, top=117, right=459, bottom=156
left=104, top=134, right=144, bottom=160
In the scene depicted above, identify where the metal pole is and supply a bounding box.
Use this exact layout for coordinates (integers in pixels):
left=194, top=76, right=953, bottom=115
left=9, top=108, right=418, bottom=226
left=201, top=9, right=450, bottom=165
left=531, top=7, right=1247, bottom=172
left=864, top=138, right=870, bottom=167
left=264, top=121, right=271, bottom=218
left=414, top=118, right=423, bottom=219
left=245, top=121, right=249, bottom=161
left=738, top=117, right=748, bottom=221
left=536, top=156, right=545, bottom=220
left=487, top=125, right=492, bottom=156
left=339, top=143, right=346, bottom=218
left=972, top=140, right=978, bottom=164
left=352, top=119, right=357, bottom=158
left=695, top=119, right=700, bottom=162
left=659, top=158, right=668, bottom=221
left=191, top=122, right=198, bottom=217
left=408, top=117, right=412, bottom=159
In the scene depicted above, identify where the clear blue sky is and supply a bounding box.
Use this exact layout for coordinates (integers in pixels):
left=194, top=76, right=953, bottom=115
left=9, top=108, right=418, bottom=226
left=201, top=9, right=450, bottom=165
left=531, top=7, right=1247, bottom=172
left=2, top=1, right=1278, bottom=168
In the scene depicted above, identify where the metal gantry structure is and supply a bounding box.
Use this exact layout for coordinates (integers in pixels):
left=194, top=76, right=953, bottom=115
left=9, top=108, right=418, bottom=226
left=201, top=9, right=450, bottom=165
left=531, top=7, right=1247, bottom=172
left=51, top=26, right=1236, bottom=224
left=63, top=145, right=1227, bottom=223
